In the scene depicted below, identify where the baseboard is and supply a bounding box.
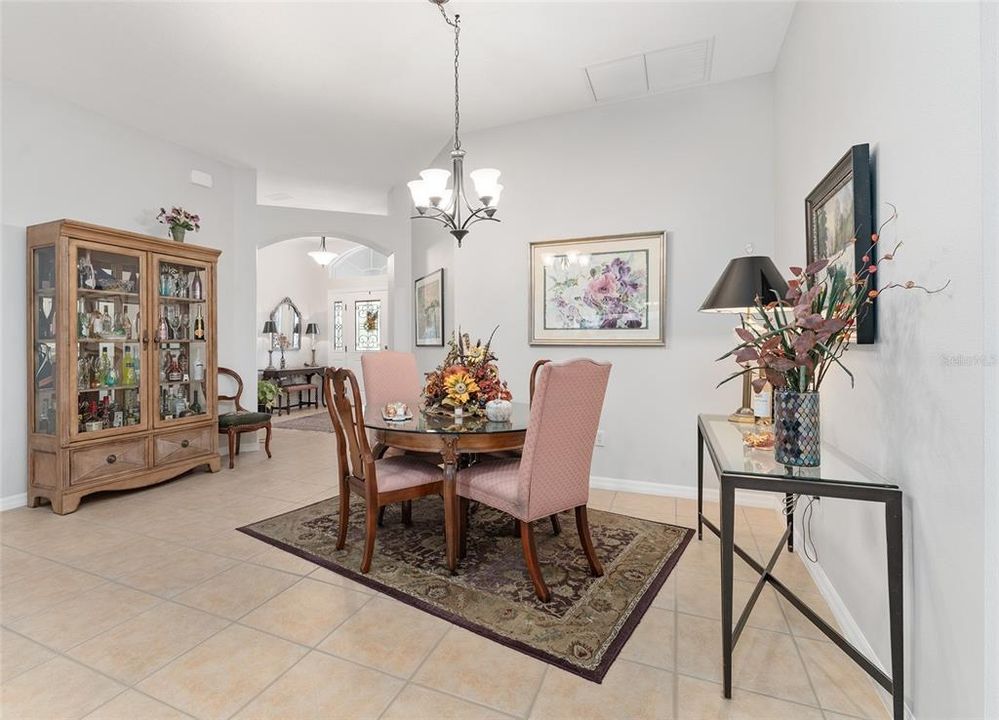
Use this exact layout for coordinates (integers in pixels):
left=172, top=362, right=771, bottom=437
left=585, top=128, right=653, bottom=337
left=1, top=493, right=27, bottom=512
left=589, top=475, right=779, bottom=509
left=791, top=519, right=916, bottom=720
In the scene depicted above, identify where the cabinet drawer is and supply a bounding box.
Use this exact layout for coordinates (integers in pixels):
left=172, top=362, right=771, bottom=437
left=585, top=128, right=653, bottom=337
left=155, top=425, right=213, bottom=465
left=70, top=438, right=148, bottom=486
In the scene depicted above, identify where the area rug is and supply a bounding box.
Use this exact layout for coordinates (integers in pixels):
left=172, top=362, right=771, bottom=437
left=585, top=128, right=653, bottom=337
left=273, top=411, right=333, bottom=433
left=238, top=496, right=692, bottom=681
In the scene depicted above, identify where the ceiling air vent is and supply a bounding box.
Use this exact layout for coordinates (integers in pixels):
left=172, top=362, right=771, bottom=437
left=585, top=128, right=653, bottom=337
left=584, top=37, right=714, bottom=103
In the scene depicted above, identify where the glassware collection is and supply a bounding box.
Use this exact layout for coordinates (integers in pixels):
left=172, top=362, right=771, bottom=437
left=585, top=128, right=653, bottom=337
left=33, top=247, right=57, bottom=435
left=157, top=262, right=208, bottom=422
left=65, top=251, right=211, bottom=434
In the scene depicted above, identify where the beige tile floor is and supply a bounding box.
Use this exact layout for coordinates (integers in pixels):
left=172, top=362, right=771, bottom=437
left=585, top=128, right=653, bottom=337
left=1, top=418, right=890, bottom=720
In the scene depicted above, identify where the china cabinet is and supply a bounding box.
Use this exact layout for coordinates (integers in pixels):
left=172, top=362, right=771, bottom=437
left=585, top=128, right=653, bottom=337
left=27, top=219, right=221, bottom=514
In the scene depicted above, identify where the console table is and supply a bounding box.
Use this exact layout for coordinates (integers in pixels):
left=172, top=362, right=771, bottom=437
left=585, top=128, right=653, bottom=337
left=696, top=414, right=903, bottom=719
left=260, top=366, right=328, bottom=413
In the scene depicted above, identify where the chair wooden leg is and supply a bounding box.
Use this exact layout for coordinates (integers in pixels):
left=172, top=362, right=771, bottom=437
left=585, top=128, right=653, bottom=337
left=235, top=435, right=241, bottom=455
left=335, top=480, right=350, bottom=550
left=402, top=500, right=413, bottom=527
left=227, top=430, right=236, bottom=469
left=361, top=504, right=378, bottom=574
left=550, top=514, right=562, bottom=535
left=458, top=497, right=469, bottom=559
left=264, top=424, right=273, bottom=459
left=378, top=506, right=386, bottom=527
left=575, top=505, right=604, bottom=577
left=520, top=520, right=551, bottom=602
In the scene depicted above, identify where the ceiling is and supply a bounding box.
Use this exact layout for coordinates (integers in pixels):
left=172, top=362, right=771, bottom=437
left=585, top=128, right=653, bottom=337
left=2, top=1, right=794, bottom=214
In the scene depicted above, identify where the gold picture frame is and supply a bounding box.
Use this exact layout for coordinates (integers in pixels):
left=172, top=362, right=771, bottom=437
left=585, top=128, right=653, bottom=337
left=529, top=231, right=665, bottom=346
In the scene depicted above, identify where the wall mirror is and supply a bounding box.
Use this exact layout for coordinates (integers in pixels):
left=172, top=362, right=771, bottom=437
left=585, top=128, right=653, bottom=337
left=270, top=296, right=302, bottom=350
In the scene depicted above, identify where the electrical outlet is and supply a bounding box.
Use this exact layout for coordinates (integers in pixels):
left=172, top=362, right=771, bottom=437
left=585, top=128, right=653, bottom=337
left=595, top=430, right=605, bottom=447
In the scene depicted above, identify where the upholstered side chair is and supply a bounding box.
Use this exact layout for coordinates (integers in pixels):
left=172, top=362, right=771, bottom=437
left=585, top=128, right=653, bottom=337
left=324, top=367, right=444, bottom=573
left=457, top=358, right=611, bottom=601
left=217, top=367, right=272, bottom=469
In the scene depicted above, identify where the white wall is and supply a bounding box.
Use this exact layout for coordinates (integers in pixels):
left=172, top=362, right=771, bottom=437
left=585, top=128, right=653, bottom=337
left=0, top=79, right=252, bottom=504
left=413, top=74, right=776, bottom=489
left=774, top=4, right=987, bottom=717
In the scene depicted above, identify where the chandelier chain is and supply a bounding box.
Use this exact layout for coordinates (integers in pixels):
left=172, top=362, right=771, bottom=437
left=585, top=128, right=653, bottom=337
left=437, top=4, right=461, bottom=150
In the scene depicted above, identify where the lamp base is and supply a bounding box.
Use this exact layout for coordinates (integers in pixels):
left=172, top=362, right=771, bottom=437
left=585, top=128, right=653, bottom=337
left=728, top=407, right=757, bottom=424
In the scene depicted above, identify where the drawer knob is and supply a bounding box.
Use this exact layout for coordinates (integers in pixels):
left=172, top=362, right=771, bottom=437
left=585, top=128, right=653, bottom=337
left=106, top=454, right=117, bottom=465
left=180, top=440, right=190, bottom=448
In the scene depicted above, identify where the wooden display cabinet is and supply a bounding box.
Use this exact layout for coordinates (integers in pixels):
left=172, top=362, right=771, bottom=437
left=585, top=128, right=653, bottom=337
left=27, top=220, right=222, bottom=514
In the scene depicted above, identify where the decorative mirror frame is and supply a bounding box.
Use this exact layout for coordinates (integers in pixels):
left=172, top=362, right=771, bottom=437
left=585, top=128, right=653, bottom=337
left=270, top=296, right=303, bottom=350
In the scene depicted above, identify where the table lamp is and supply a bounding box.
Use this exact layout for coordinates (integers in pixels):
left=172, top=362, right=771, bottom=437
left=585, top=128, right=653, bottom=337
left=305, top=323, right=320, bottom=366
left=262, top=320, right=278, bottom=370
left=700, top=256, right=788, bottom=423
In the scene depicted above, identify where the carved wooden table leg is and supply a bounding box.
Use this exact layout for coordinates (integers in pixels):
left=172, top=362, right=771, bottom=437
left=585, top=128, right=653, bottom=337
left=441, top=435, right=461, bottom=574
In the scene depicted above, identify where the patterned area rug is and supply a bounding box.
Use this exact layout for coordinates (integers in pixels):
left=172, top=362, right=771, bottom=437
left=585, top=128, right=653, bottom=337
left=273, top=411, right=333, bottom=433
left=239, top=496, right=692, bottom=681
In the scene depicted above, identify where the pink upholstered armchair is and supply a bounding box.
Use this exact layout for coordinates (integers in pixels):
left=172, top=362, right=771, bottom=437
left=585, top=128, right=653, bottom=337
left=323, top=367, right=443, bottom=574
left=457, top=358, right=611, bottom=601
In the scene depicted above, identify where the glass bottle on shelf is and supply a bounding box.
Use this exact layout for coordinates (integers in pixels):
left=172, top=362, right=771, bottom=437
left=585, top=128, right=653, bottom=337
left=191, top=270, right=203, bottom=300
left=101, top=305, right=113, bottom=335
left=193, top=307, right=205, bottom=340
left=122, top=347, right=136, bottom=386
left=190, top=389, right=202, bottom=415
left=157, top=313, right=170, bottom=342
left=97, top=348, right=112, bottom=387
left=178, top=349, right=189, bottom=378
left=133, top=310, right=140, bottom=341
left=91, top=309, right=104, bottom=338
left=166, top=353, right=183, bottom=382
left=160, top=269, right=171, bottom=297
left=77, top=355, right=90, bottom=390
left=78, top=300, right=89, bottom=338
left=78, top=251, right=96, bottom=290
left=121, top=309, right=132, bottom=340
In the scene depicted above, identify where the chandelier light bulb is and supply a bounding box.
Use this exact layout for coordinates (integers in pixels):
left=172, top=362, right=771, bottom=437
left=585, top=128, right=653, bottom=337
left=307, top=236, right=338, bottom=267
left=408, top=180, right=430, bottom=210
left=470, top=168, right=501, bottom=202
left=419, top=169, right=451, bottom=196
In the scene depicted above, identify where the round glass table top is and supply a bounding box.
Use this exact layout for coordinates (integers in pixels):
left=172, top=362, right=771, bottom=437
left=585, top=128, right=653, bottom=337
left=363, top=402, right=530, bottom=435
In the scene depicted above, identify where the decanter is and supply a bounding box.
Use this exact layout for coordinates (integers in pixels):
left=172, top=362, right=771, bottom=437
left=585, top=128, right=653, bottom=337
left=98, top=348, right=113, bottom=386
left=191, top=270, right=203, bottom=300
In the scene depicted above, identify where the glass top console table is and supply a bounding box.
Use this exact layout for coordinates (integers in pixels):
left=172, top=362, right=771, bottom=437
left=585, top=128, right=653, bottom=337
left=696, top=414, right=903, bottom=719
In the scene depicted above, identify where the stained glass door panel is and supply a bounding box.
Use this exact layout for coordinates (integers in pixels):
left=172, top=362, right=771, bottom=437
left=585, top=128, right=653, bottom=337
left=354, top=300, right=381, bottom=351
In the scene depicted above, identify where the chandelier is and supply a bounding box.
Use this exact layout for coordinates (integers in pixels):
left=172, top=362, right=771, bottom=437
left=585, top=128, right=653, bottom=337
left=407, top=0, right=502, bottom=247
left=308, top=236, right=338, bottom=267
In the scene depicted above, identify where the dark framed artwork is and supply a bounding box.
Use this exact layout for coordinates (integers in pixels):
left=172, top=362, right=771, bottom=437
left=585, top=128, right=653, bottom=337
left=529, top=232, right=665, bottom=346
left=415, top=268, right=445, bottom=347
left=805, top=143, right=875, bottom=344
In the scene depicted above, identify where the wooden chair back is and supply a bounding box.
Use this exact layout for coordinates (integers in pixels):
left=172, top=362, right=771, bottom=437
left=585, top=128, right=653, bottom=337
left=529, top=359, right=551, bottom=405
left=218, top=367, right=247, bottom=414
left=324, top=367, right=375, bottom=492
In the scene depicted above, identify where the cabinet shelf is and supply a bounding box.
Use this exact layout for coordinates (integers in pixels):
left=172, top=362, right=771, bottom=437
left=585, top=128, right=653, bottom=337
left=156, top=339, right=206, bottom=345
left=79, top=288, right=140, bottom=300
left=158, top=295, right=205, bottom=304
left=78, top=337, right=141, bottom=344
left=78, top=384, right=141, bottom=392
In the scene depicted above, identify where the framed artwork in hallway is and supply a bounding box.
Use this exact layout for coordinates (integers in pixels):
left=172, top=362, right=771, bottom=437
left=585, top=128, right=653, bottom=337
left=805, top=143, right=875, bottom=344
left=530, top=232, right=665, bottom=346
left=415, top=268, right=445, bottom=346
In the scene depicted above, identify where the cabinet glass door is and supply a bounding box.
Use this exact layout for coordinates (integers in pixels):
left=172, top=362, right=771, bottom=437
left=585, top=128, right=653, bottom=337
left=70, top=242, right=147, bottom=439
left=32, top=245, right=57, bottom=435
left=153, top=254, right=212, bottom=427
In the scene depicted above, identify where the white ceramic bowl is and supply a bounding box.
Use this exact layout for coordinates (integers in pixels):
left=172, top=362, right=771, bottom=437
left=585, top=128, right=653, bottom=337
left=485, top=399, right=513, bottom=422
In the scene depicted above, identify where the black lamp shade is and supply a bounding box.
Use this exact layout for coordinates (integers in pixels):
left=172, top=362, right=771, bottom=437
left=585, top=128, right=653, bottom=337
left=700, top=256, right=788, bottom=313
left=261, top=320, right=278, bottom=334
left=305, top=323, right=320, bottom=336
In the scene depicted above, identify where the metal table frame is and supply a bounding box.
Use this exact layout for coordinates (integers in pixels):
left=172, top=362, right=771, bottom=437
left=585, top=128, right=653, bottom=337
left=696, top=415, right=904, bottom=719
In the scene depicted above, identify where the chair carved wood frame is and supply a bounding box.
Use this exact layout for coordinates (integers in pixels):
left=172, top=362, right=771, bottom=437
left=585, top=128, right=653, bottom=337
left=217, top=367, right=273, bottom=469
left=323, top=367, right=444, bottom=573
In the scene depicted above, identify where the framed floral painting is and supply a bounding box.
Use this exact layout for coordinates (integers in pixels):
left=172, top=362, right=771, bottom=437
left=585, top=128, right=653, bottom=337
left=415, top=268, right=444, bottom=346
left=530, top=232, right=665, bottom=346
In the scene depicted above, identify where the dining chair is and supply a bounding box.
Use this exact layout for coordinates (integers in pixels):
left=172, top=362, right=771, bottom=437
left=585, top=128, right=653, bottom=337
left=457, top=358, right=611, bottom=601
left=324, top=367, right=444, bottom=573
left=217, top=367, right=272, bottom=469
left=360, top=351, right=422, bottom=408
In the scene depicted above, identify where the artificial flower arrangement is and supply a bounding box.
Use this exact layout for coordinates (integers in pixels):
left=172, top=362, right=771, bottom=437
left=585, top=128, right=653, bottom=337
left=717, top=205, right=947, bottom=394
left=424, top=328, right=512, bottom=416
left=156, top=207, right=201, bottom=234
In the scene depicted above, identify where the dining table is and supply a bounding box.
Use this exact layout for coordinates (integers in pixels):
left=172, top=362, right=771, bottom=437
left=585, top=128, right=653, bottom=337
left=364, top=403, right=532, bottom=573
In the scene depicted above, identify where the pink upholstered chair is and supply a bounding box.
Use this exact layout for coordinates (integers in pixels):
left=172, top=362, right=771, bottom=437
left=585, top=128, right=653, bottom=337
left=360, top=351, right=422, bottom=409
left=457, top=358, right=611, bottom=601
left=324, top=367, right=443, bottom=573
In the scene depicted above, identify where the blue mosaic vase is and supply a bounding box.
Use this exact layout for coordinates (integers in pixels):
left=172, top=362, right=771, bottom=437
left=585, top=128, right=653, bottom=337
left=774, top=391, right=821, bottom=467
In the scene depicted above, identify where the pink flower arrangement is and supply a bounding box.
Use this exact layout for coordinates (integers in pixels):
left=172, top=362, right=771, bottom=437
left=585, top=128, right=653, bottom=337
left=156, top=206, right=201, bottom=232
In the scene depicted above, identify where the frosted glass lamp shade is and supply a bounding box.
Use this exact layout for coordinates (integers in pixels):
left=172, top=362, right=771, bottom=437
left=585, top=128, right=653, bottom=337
left=470, top=168, right=501, bottom=204
left=419, top=169, right=451, bottom=196
left=408, top=180, right=430, bottom=209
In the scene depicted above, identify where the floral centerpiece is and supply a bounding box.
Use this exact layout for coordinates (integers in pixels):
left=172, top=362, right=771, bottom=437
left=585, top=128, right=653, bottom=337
left=718, top=206, right=946, bottom=466
left=156, top=206, right=201, bottom=243
left=424, top=328, right=512, bottom=416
